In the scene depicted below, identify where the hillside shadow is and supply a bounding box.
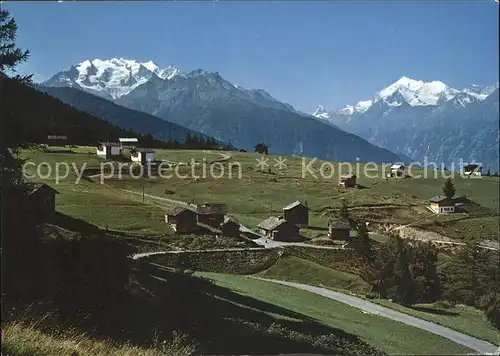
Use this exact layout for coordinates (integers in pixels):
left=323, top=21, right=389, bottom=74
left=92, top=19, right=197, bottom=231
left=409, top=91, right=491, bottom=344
left=126, top=260, right=372, bottom=355
left=50, top=212, right=102, bottom=235
left=411, top=306, right=459, bottom=316
left=50, top=212, right=158, bottom=241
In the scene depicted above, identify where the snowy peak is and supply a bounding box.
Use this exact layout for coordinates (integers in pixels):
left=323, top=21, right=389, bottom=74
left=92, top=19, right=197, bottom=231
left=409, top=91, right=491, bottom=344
left=43, top=57, right=300, bottom=114
left=313, top=77, right=497, bottom=119
left=463, top=82, right=499, bottom=100
left=374, top=76, right=458, bottom=107
left=44, top=58, right=183, bottom=99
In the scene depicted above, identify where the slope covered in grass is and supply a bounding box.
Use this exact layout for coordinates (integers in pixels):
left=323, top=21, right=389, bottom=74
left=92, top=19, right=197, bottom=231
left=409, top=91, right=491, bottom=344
left=256, top=255, right=371, bottom=295
left=373, top=300, right=500, bottom=345
left=198, top=272, right=472, bottom=355
left=255, top=253, right=499, bottom=346
left=1, top=321, right=195, bottom=356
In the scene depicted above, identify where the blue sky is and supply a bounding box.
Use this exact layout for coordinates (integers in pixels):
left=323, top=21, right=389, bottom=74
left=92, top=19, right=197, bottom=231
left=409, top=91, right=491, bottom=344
left=5, top=1, right=499, bottom=113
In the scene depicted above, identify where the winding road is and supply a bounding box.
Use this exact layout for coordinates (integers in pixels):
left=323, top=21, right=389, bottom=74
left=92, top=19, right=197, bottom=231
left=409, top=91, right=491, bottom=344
left=256, top=278, right=499, bottom=355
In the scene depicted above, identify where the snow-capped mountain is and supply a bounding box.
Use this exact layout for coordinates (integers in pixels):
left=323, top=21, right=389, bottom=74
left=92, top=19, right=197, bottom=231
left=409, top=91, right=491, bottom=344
left=315, top=77, right=498, bottom=118
left=42, top=58, right=402, bottom=163
left=43, top=58, right=182, bottom=100
left=43, top=58, right=298, bottom=113
left=312, top=77, right=500, bottom=171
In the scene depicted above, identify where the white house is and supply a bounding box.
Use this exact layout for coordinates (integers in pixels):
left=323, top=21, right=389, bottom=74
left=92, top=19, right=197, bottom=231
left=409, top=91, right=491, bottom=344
left=463, top=164, right=482, bottom=177
left=429, top=196, right=456, bottom=214
left=97, top=142, right=121, bottom=159
left=389, top=164, right=405, bottom=178
left=119, top=137, right=139, bottom=149
left=131, top=148, right=155, bottom=164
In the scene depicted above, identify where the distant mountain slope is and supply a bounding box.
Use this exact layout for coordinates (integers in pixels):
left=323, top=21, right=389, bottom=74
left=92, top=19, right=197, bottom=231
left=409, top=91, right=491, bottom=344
left=2, top=78, right=168, bottom=147
left=37, top=85, right=211, bottom=142
left=115, top=71, right=401, bottom=162
left=43, top=58, right=403, bottom=164
left=314, top=77, right=499, bottom=171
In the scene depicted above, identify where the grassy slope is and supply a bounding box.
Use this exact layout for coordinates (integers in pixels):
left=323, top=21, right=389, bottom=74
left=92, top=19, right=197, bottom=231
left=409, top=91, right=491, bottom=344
left=254, top=252, right=499, bottom=345
left=373, top=300, right=500, bottom=346
left=256, top=255, right=371, bottom=295
left=1, top=321, right=195, bottom=356
left=21, top=147, right=499, bottom=242
left=15, top=147, right=499, bottom=353
left=197, top=272, right=472, bottom=355
left=105, top=149, right=498, bottom=241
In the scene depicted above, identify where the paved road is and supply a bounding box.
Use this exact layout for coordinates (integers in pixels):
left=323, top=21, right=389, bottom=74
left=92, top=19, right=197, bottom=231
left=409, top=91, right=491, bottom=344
left=257, top=278, right=499, bottom=355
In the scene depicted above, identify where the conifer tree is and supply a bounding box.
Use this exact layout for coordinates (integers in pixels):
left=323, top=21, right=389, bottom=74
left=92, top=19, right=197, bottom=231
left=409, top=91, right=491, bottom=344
left=0, top=9, right=32, bottom=83
left=442, top=178, right=456, bottom=198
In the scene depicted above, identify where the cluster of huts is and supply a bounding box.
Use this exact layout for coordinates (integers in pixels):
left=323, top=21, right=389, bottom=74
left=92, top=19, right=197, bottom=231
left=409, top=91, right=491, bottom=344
left=257, top=200, right=351, bottom=242
left=165, top=200, right=353, bottom=243
left=165, top=203, right=240, bottom=237
left=96, top=138, right=156, bottom=164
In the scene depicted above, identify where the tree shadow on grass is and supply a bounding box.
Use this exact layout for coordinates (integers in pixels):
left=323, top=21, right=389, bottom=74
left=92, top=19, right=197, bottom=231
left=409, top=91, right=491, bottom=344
left=50, top=212, right=102, bottom=235
left=127, top=260, right=382, bottom=355
left=411, top=306, right=460, bottom=317
left=50, top=212, right=159, bottom=241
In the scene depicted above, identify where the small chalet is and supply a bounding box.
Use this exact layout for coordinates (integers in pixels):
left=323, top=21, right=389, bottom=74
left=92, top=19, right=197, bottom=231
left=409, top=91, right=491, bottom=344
left=282, top=200, right=309, bottom=228
left=389, top=164, right=405, bottom=178
left=339, top=174, right=357, bottom=188
left=197, top=203, right=227, bottom=228
left=27, top=183, right=58, bottom=216
left=219, top=216, right=240, bottom=237
left=165, top=206, right=198, bottom=233
left=463, top=164, right=482, bottom=177
left=119, top=137, right=139, bottom=149
left=131, top=148, right=155, bottom=164
left=327, top=217, right=351, bottom=240
left=97, top=142, right=121, bottom=159
left=429, top=196, right=456, bottom=214
left=257, top=216, right=300, bottom=242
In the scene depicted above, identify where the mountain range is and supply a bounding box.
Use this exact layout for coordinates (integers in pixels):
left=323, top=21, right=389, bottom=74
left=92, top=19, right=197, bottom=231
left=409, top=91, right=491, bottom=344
left=313, top=77, right=499, bottom=171
left=42, top=58, right=401, bottom=164
left=42, top=58, right=499, bottom=170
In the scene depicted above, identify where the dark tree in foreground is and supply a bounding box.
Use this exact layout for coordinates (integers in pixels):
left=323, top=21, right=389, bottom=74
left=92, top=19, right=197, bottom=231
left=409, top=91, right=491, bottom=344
left=370, top=235, right=442, bottom=306
left=254, top=143, right=269, bottom=155
left=442, top=178, right=456, bottom=199
left=0, top=9, right=32, bottom=83
left=441, top=240, right=500, bottom=329
left=1, top=8, right=40, bottom=314
left=352, top=219, right=375, bottom=264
